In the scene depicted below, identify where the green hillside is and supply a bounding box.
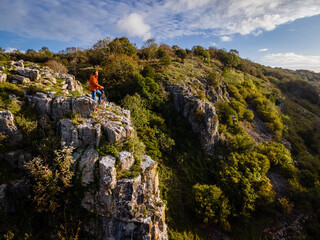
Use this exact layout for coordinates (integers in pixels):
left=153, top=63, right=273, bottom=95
left=1, top=39, right=320, bottom=239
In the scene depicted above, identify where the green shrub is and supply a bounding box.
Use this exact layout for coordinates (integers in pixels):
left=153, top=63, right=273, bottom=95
left=121, top=93, right=150, bottom=128
left=206, top=70, right=219, bottom=87
left=98, top=141, right=119, bottom=157
left=258, top=142, right=293, bottom=168
left=160, top=53, right=171, bottom=66
left=193, top=184, right=231, bottom=230
left=26, top=145, right=74, bottom=213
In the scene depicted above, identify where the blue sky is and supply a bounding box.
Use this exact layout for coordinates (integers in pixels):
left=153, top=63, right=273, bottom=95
left=1, top=0, right=320, bottom=72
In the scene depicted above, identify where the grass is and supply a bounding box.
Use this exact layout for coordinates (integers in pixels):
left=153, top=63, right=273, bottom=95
left=70, top=113, right=85, bottom=126
left=162, top=59, right=210, bottom=84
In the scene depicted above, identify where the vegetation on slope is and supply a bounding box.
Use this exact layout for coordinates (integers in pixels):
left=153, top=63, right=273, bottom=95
left=1, top=38, right=320, bottom=239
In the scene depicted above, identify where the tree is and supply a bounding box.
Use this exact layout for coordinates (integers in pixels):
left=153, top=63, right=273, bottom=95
left=26, top=145, right=74, bottom=213
left=193, top=184, right=231, bottom=230
left=93, top=36, right=112, bottom=49
left=140, top=39, right=158, bottom=60
left=109, top=37, right=137, bottom=56
left=175, top=49, right=187, bottom=62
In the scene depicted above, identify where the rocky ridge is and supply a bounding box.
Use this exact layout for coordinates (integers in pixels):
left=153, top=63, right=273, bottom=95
left=166, top=83, right=219, bottom=155
left=1, top=60, right=83, bottom=96
left=0, top=61, right=167, bottom=239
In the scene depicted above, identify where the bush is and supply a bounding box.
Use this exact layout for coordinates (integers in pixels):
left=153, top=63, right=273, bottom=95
left=45, top=59, right=68, bottom=74
left=258, top=142, right=293, bottom=168
left=175, top=49, right=187, bottom=61
left=193, top=184, right=231, bottom=230
left=160, top=54, right=171, bottom=66
left=278, top=197, right=294, bottom=214
left=121, top=93, right=150, bottom=128
left=26, top=145, right=74, bottom=213
left=207, top=70, right=219, bottom=87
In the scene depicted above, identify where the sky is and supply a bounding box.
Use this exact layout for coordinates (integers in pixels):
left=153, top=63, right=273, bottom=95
left=1, top=0, right=320, bottom=72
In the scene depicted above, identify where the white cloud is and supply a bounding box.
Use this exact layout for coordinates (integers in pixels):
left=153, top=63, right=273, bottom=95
left=5, top=47, right=19, bottom=53
left=262, top=52, right=320, bottom=72
left=220, top=36, right=232, bottom=42
left=117, top=13, right=151, bottom=40
left=259, top=48, right=268, bottom=52
left=0, top=0, right=320, bottom=44
left=210, top=42, right=218, bottom=46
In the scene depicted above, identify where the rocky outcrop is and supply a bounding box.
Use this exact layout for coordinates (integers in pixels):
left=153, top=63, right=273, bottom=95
left=166, top=83, right=219, bottom=154
left=17, top=68, right=40, bottom=81
left=94, top=105, right=134, bottom=144
left=54, top=73, right=83, bottom=93
left=73, top=96, right=95, bottom=117
left=57, top=118, right=102, bottom=149
left=27, top=93, right=96, bottom=120
left=53, top=99, right=167, bottom=239
left=119, top=151, right=134, bottom=170
left=27, top=92, right=52, bottom=116
left=10, top=60, right=24, bottom=68
left=82, top=155, right=167, bottom=240
left=0, top=71, right=7, bottom=82
left=65, top=76, right=83, bottom=92
left=11, top=74, right=30, bottom=84
left=79, top=147, right=100, bottom=186
left=0, top=179, right=30, bottom=213
left=4, top=150, right=32, bottom=170
left=51, top=96, right=74, bottom=119
left=0, top=110, right=22, bottom=144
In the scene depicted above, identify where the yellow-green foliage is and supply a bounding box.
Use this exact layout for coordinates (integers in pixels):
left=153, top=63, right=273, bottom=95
left=163, top=59, right=210, bottom=84
left=218, top=152, right=274, bottom=216
left=223, top=69, right=244, bottom=85
left=121, top=93, right=150, bottom=128
left=26, top=145, right=74, bottom=213
left=226, top=76, right=284, bottom=137
left=278, top=197, right=294, bottom=214
left=15, top=115, right=38, bottom=134
left=193, top=183, right=231, bottom=231
left=258, top=142, right=293, bottom=167
left=71, top=113, right=85, bottom=126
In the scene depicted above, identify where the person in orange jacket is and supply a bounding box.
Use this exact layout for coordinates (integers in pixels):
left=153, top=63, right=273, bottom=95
left=90, top=70, right=104, bottom=104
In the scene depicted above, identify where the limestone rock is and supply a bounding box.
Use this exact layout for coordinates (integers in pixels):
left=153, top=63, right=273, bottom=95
left=119, top=151, right=134, bottom=170
left=0, top=110, right=22, bottom=144
left=4, top=150, right=32, bottom=170
left=51, top=96, right=73, bottom=120
left=27, top=92, right=52, bottom=116
left=65, top=76, right=83, bottom=93
left=166, top=83, right=219, bottom=155
left=99, top=217, right=153, bottom=240
left=0, top=179, right=29, bottom=213
left=99, top=156, right=117, bottom=190
left=83, top=154, right=167, bottom=240
left=141, top=155, right=159, bottom=197
left=98, top=155, right=117, bottom=210
left=11, top=74, right=30, bottom=84
left=17, top=67, right=40, bottom=81
left=57, top=118, right=102, bottom=149
left=77, top=119, right=102, bottom=147
left=79, top=147, right=99, bottom=186
left=73, top=96, right=96, bottom=118
left=10, top=60, right=24, bottom=68
left=57, top=118, right=80, bottom=148
left=0, top=71, right=7, bottom=82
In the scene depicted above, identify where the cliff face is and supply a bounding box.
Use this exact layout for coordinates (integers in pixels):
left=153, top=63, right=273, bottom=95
left=166, top=83, right=219, bottom=155
left=0, top=61, right=167, bottom=240
left=31, top=95, right=167, bottom=239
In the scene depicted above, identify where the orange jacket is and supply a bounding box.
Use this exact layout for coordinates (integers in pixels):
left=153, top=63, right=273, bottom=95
left=90, top=74, right=102, bottom=91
